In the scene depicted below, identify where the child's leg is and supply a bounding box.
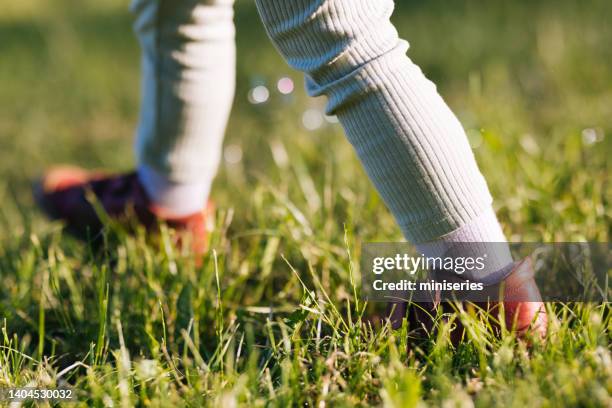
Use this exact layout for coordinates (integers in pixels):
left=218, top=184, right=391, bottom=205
left=131, top=0, right=235, bottom=215
left=255, top=0, right=512, bottom=281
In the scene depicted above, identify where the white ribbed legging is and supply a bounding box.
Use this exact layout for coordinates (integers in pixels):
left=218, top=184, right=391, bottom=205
left=131, top=0, right=511, bottom=279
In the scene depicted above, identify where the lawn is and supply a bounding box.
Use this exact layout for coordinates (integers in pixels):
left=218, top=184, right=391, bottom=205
left=0, top=0, right=610, bottom=406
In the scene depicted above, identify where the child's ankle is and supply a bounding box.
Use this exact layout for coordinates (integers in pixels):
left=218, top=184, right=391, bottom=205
left=138, top=164, right=209, bottom=217
left=415, top=207, right=514, bottom=284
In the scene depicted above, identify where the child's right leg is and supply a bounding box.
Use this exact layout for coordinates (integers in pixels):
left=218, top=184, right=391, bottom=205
left=254, top=0, right=510, bottom=274
left=255, top=0, right=546, bottom=336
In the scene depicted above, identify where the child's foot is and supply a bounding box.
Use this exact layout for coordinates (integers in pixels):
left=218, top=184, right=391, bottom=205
left=34, top=166, right=212, bottom=254
left=491, top=257, right=548, bottom=337
left=391, top=257, right=548, bottom=344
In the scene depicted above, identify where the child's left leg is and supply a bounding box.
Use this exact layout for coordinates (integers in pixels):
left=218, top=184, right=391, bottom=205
left=36, top=0, right=236, bottom=253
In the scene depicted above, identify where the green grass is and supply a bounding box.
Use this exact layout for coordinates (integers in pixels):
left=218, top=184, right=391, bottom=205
left=0, top=0, right=610, bottom=406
